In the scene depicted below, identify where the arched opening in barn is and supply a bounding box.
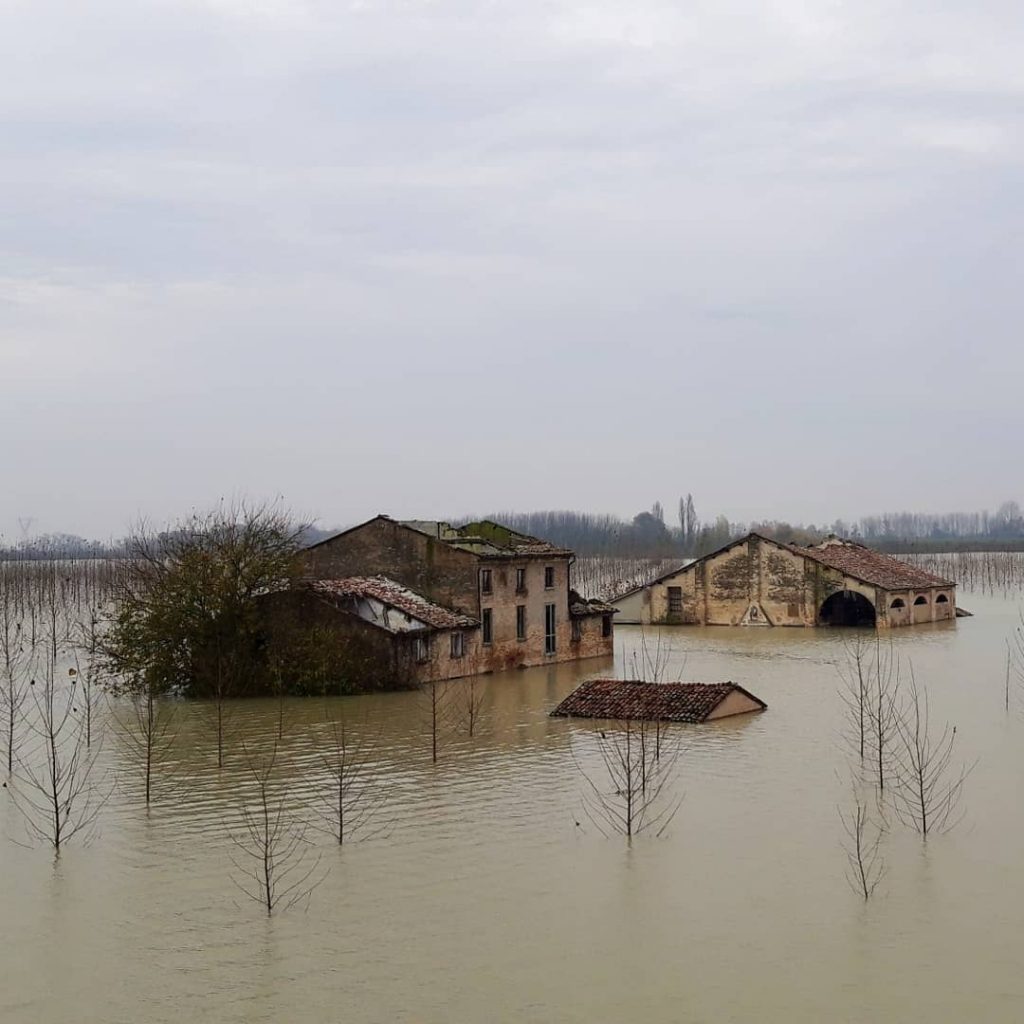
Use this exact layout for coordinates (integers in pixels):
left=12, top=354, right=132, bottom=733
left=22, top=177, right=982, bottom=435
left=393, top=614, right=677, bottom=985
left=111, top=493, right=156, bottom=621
left=818, top=590, right=876, bottom=627
left=890, top=598, right=906, bottom=609
left=914, top=596, right=928, bottom=606
left=935, top=594, right=949, bottom=604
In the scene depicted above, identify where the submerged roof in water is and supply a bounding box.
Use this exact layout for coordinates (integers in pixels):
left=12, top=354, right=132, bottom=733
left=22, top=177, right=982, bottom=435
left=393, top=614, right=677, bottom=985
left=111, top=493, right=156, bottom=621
left=550, top=679, right=766, bottom=723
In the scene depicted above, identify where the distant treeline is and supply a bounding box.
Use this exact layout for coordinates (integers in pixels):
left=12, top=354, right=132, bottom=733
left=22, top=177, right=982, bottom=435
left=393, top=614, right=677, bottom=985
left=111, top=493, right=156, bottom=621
left=483, top=500, right=821, bottom=558
left=483, top=499, right=1024, bottom=558
left=0, top=525, right=336, bottom=560
left=5, top=500, right=1023, bottom=560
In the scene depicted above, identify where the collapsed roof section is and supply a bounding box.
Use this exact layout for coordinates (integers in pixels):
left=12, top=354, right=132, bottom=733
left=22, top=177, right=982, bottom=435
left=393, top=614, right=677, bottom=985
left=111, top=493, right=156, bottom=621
left=307, top=576, right=478, bottom=634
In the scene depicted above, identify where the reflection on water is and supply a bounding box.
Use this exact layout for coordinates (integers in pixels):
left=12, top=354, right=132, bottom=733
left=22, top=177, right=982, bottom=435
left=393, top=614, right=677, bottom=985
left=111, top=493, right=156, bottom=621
left=3, top=592, right=1024, bottom=1022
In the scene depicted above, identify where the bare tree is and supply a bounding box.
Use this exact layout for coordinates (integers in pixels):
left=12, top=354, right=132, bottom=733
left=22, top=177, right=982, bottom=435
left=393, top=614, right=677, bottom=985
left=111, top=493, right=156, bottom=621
left=315, top=712, right=387, bottom=845
left=421, top=679, right=452, bottom=764
left=626, top=627, right=676, bottom=686
left=229, top=741, right=324, bottom=915
left=267, top=649, right=289, bottom=742
left=114, top=681, right=179, bottom=807
left=867, top=639, right=901, bottom=793
left=891, top=673, right=972, bottom=838
left=838, top=633, right=873, bottom=762
left=457, top=675, right=486, bottom=738
left=839, top=785, right=886, bottom=900
left=211, top=639, right=234, bottom=769
left=574, top=719, right=683, bottom=840
left=625, top=629, right=679, bottom=763
left=8, top=650, right=106, bottom=852
left=71, top=610, right=106, bottom=749
left=1008, top=610, right=1024, bottom=712
left=0, top=567, right=33, bottom=774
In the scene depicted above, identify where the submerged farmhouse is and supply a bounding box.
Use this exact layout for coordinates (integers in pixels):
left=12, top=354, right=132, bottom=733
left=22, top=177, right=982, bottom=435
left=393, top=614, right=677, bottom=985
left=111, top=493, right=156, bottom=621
left=612, top=533, right=956, bottom=629
left=291, top=516, right=615, bottom=685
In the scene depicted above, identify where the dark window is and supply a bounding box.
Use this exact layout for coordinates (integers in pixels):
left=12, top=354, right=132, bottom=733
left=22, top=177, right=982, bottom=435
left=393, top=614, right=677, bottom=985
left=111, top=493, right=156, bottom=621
left=516, top=605, right=526, bottom=640
left=890, top=598, right=906, bottom=609
left=602, top=614, right=612, bottom=638
left=515, top=567, right=526, bottom=593
left=571, top=618, right=581, bottom=643
left=450, top=632, right=465, bottom=659
left=544, top=566, right=555, bottom=589
left=415, top=637, right=430, bottom=663
left=544, top=603, right=556, bottom=654
left=667, top=586, right=683, bottom=614
left=482, top=608, right=493, bottom=645
left=787, top=602, right=798, bottom=617
left=913, top=595, right=928, bottom=606
left=936, top=594, right=949, bottom=603
left=480, top=569, right=492, bottom=595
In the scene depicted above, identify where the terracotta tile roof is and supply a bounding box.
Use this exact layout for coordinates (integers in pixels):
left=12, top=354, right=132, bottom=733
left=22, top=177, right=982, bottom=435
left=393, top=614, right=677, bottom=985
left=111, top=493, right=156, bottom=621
left=569, top=589, right=618, bottom=617
left=550, top=679, right=766, bottom=723
left=778, top=538, right=954, bottom=590
left=307, top=577, right=478, bottom=631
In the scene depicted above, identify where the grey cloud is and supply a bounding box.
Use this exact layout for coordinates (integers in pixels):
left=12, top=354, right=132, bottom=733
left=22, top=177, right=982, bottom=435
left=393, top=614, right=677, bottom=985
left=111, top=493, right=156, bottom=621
left=2, top=0, right=1022, bottom=538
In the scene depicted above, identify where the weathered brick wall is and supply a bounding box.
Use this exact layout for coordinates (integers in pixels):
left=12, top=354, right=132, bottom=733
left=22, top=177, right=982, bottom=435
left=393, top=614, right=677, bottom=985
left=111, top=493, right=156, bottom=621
left=705, top=542, right=753, bottom=625
left=759, top=544, right=808, bottom=624
left=883, top=590, right=912, bottom=627
left=649, top=566, right=700, bottom=624
left=301, top=518, right=480, bottom=614
left=396, top=556, right=591, bottom=680
left=411, top=626, right=486, bottom=683
left=569, top=614, right=615, bottom=660
left=933, top=588, right=955, bottom=621
left=476, top=557, right=576, bottom=671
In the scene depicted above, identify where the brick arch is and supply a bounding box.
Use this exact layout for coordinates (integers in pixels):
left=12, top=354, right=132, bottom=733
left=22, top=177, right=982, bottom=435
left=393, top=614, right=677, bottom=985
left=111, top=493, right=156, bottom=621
left=818, top=590, right=876, bottom=627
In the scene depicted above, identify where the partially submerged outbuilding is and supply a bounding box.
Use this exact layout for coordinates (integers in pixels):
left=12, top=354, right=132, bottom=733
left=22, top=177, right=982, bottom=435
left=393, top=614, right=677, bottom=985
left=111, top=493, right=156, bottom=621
left=611, top=533, right=956, bottom=629
left=550, top=679, right=767, bottom=723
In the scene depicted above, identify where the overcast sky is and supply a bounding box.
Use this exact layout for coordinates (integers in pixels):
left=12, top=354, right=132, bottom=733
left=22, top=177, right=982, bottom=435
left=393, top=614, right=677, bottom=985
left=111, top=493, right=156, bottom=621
left=2, top=0, right=1022, bottom=540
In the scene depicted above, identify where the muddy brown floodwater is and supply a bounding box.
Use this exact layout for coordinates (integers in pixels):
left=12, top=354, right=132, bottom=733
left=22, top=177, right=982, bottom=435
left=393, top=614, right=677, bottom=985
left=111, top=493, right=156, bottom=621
left=2, top=589, right=1024, bottom=1022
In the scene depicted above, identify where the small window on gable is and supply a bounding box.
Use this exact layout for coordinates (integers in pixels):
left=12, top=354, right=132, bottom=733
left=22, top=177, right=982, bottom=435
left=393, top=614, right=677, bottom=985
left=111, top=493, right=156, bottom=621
left=602, top=614, right=612, bottom=638
left=480, top=569, right=492, bottom=595
left=450, top=632, right=465, bottom=659
left=571, top=619, right=581, bottom=643
left=890, top=598, right=906, bottom=609
left=516, top=605, right=526, bottom=640
left=936, top=594, right=949, bottom=603
left=414, top=637, right=430, bottom=663
left=544, top=566, right=555, bottom=589
left=515, top=567, right=526, bottom=593
left=913, top=595, right=928, bottom=606
left=482, top=608, right=493, bottom=645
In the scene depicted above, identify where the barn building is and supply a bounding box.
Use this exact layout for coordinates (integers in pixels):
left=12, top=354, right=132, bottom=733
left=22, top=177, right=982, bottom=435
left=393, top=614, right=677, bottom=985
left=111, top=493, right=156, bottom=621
left=611, top=533, right=956, bottom=629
